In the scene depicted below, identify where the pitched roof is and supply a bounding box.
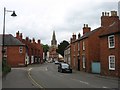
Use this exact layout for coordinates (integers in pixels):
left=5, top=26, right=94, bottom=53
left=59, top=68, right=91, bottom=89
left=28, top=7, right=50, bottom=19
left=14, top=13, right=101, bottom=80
left=0, top=34, right=25, bottom=46
left=72, top=27, right=101, bottom=42
left=99, top=21, right=120, bottom=37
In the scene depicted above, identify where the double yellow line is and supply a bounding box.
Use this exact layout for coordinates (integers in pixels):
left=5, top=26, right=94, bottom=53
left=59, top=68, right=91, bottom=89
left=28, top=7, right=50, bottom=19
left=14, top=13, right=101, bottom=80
left=27, top=68, right=44, bottom=89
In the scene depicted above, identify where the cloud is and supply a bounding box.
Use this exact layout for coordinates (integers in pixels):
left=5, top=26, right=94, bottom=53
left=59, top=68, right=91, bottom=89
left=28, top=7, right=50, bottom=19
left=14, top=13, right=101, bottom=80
left=0, top=0, right=119, bottom=45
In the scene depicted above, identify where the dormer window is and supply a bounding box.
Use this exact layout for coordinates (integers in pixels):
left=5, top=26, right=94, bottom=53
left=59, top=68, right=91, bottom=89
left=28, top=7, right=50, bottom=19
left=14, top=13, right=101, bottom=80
left=108, top=35, right=115, bottom=48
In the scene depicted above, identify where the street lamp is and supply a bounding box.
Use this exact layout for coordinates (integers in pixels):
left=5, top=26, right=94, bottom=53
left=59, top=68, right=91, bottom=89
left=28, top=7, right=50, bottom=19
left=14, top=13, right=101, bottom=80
left=2, top=7, right=17, bottom=62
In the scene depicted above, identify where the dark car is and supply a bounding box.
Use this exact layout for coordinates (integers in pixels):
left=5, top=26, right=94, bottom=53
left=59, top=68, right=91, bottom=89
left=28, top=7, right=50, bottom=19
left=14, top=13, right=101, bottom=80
left=58, top=63, right=72, bottom=73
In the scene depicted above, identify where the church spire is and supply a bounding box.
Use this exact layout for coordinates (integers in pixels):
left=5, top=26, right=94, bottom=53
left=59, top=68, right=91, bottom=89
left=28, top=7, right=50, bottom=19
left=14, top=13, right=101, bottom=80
left=51, top=30, right=57, bottom=46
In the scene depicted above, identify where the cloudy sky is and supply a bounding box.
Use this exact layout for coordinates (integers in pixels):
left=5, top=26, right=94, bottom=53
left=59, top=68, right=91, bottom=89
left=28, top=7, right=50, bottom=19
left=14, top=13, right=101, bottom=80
left=0, top=0, right=119, bottom=45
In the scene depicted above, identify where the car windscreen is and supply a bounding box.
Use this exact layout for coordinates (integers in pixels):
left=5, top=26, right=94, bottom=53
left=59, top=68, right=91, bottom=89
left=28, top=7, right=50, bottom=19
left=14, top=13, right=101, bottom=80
left=62, top=64, right=69, bottom=69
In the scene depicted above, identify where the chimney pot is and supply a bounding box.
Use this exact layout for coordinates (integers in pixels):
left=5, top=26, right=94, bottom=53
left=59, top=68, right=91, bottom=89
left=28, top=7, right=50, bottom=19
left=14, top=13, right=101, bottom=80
left=111, top=11, right=117, bottom=16
left=102, top=12, right=104, bottom=16
left=78, top=33, right=81, bottom=38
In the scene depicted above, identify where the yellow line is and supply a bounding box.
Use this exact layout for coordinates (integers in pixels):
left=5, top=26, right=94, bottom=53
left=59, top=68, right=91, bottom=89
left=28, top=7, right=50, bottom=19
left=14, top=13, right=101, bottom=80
left=27, top=68, right=44, bottom=88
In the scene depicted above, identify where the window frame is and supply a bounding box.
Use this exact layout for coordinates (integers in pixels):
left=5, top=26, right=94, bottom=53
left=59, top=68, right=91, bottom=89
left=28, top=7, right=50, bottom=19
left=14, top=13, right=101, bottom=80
left=109, top=55, right=115, bottom=70
left=82, top=56, right=85, bottom=68
left=108, top=35, right=115, bottom=48
left=83, top=41, right=85, bottom=50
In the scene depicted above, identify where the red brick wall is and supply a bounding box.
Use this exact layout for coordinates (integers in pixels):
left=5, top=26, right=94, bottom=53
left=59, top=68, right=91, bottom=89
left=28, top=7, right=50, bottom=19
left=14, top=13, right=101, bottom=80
left=100, top=34, right=119, bottom=77
left=7, top=46, right=26, bottom=67
left=80, top=39, right=90, bottom=72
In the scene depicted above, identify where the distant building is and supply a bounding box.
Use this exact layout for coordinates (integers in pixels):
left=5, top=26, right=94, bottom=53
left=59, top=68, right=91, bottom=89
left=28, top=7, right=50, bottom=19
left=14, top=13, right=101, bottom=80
left=64, top=45, right=71, bottom=65
left=0, top=34, right=27, bottom=67
left=49, top=31, right=58, bottom=61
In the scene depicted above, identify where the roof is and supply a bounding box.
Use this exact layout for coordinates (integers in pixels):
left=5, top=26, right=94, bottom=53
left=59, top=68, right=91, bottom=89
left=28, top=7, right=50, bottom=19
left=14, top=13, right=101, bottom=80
left=0, top=34, right=25, bottom=46
left=71, top=27, right=101, bottom=43
left=99, top=21, right=120, bottom=37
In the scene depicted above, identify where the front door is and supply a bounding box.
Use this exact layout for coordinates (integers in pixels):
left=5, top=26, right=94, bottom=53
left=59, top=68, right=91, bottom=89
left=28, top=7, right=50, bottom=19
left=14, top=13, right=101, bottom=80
left=78, top=58, right=80, bottom=71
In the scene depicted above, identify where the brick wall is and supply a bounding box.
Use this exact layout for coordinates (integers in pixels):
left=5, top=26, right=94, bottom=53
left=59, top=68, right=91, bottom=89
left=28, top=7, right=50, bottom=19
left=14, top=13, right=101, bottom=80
left=7, top=46, right=26, bottom=67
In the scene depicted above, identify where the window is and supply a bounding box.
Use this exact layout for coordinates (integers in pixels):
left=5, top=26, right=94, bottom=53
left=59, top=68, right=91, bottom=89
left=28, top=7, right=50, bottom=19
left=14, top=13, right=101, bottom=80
left=108, top=35, right=115, bottom=48
left=83, top=41, right=85, bottom=50
left=82, top=56, right=85, bottom=68
left=19, top=46, right=23, bottom=53
left=109, top=55, right=115, bottom=70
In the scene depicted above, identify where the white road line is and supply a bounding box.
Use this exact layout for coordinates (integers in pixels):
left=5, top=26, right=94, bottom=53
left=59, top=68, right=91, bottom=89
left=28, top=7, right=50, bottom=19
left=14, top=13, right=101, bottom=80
left=103, top=86, right=109, bottom=88
left=79, top=80, right=89, bottom=85
left=71, top=78, right=89, bottom=85
left=27, top=68, right=44, bottom=88
left=45, top=67, right=48, bottom=71
left=28, top=68, right=32, bottom=71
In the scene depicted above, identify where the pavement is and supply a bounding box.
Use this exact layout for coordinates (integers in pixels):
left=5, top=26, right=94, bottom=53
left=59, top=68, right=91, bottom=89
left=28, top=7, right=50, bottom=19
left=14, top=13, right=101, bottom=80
left=2, top=68, right=36, bottom=88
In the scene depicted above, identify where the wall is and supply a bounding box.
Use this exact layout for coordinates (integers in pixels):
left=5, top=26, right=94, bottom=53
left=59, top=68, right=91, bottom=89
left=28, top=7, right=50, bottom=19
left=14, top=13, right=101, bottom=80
left=7, top=46, right=26, bottom=67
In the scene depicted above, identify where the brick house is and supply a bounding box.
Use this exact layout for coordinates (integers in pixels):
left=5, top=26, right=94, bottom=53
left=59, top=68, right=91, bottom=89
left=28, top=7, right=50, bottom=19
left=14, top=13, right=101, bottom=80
left=0, top=34, right=27, bottom=67
left=69, top=10, right=120, bottom=77
left=70, top=24, right=102, bottom=72
left=99, top=11, right=120, bottom=77
left=16, top=31, right=43, bottom=64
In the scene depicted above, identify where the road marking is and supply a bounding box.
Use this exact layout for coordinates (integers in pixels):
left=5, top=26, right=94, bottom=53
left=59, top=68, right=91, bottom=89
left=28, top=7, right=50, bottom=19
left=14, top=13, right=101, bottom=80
left=27, top=68, right=44, bottom=88
left=102, top=86, right=109, bottom=88
left=71, top=78, right=89, bottom=85
left=79, top=80, right=89, bottom=85
left=45, top=67, right=48, bottom=71
left=28, top=68, right=32, bottom=71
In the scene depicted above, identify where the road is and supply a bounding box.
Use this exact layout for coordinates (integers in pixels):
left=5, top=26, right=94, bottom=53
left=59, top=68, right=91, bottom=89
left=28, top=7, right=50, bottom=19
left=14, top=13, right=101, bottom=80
left=2, top=62, right=119, bottom=89
left=29, top=63, right=119, bottom=89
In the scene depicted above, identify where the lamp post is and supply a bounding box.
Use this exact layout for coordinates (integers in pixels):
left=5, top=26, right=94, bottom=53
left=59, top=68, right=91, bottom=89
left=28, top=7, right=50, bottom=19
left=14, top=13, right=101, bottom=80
left=2, top=7, right=17, bottom=62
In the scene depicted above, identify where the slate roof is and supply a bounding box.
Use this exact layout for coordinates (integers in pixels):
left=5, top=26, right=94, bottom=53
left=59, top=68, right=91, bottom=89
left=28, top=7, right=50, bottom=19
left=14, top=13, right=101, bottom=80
left=0, top=34, right=25, bottom=46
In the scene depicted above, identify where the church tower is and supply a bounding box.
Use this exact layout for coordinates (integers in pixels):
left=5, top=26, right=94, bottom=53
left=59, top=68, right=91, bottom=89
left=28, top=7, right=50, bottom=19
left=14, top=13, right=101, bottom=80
left=51, top=30, right=57, bottom=46
left=49, top=30, right=58, bottom=61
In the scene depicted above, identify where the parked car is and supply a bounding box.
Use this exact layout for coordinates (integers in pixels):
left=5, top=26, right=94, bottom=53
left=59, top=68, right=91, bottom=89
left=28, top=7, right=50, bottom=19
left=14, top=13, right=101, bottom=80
left=58, top=63, right=72, bottom=73
left=54, top=60, right=59, bottom=64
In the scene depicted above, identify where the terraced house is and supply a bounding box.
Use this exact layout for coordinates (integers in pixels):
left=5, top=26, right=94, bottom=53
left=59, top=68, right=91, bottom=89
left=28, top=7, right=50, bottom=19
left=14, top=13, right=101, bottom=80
left=16, top=31, right=43, bottom=65
left=0, top=34, right=27, bottom=67
left=66, top=10, right=120, bottom=77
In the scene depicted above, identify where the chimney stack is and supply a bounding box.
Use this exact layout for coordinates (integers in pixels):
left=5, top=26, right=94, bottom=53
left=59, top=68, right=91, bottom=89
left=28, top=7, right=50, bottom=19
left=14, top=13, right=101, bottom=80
left=83, top=24, right=91, bottom=35
left=16, top=31, right=19, bottom=39
left=26, top=37, right=29, bottom=41
left=101, top=11, right=119, bottom=27
left=33, top=38, right=35, bottom=43
left=72, top=33, right=76, bottom=40
left=20, top=33, right=22, bottom=40
left=78, top=33, right=81, bottom=38
left=38, top=39, right=41, bottom=44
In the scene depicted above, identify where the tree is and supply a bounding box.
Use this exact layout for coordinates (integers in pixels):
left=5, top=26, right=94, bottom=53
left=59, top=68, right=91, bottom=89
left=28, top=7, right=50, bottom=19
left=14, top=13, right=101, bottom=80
left=56, top=40, right=69, bottom=57
left=42, top=44, right=49, bottom=58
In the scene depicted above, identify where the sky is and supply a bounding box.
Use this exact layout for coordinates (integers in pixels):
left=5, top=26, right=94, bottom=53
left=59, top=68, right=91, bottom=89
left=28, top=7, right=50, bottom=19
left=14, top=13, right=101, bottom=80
left=0, top=0, right=119, bottom=45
